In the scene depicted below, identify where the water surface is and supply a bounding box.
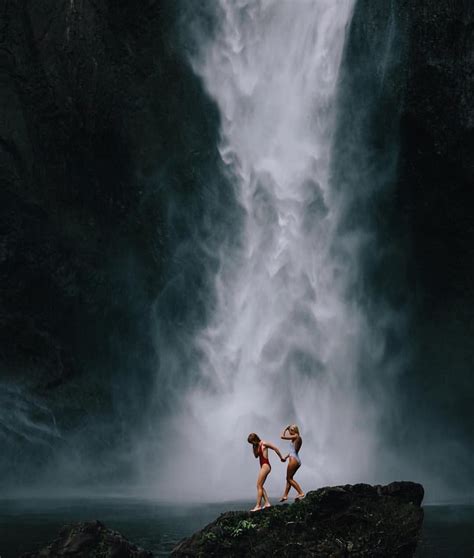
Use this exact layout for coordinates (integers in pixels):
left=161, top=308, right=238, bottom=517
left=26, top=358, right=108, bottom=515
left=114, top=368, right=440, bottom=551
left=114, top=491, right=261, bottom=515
left=0, top=499, right=472, bottom=557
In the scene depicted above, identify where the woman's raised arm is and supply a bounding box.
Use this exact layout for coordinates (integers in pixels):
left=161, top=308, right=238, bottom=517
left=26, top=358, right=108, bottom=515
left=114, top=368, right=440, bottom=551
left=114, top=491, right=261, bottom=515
left=280, top=425, right=298, bottom=441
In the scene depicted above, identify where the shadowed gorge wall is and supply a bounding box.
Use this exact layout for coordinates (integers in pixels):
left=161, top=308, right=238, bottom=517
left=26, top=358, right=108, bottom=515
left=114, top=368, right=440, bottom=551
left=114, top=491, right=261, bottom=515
left=393, top=0, right=474, bottom=495
left=0, top=0, right=472, bottom=498
left=0, top=0, right=226, bottom=486
left=345, top=0, right=474, bottom=496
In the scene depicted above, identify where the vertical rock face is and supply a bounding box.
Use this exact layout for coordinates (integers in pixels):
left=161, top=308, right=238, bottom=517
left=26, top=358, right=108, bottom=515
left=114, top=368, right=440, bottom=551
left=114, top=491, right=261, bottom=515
left=404, top=2, right=473, bottom=489
left=0, top=0, right=222, bottom=485
left=340, top=0, right=474, bottom=494
left=394, top=2, right=474, bottom=482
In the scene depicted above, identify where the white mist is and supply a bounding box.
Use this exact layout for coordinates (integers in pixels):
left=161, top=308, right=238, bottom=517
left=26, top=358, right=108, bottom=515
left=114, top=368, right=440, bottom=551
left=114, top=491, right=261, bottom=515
left=156, top=0, right=387, bottom=501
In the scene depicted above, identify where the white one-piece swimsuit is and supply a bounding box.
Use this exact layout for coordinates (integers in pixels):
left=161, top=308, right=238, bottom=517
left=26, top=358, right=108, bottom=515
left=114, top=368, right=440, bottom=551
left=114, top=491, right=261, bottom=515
left=289, top=440, right=301, bottom=465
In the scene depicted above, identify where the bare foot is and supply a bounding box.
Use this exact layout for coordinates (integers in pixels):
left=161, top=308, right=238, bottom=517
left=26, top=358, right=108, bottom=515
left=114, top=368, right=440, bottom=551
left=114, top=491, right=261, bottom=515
left=279, top=496, right=288, bottom=502
left=295, top=493, right=305, bottom=501
left=250, top=505, right=262, bottom=512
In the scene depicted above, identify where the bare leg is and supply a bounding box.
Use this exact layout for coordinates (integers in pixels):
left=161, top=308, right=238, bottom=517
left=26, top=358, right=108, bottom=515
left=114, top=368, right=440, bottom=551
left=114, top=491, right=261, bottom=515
left=251, top=464, right=271, bottom=511
left=290, top=478, right=304, bottom=499
left=262, top=487, right=271, bottom=508
left=281, top=458, right=304, bottom=500
left=279, top=480, right=291, bottom=501
left=280, top=459, right=298, bottom=500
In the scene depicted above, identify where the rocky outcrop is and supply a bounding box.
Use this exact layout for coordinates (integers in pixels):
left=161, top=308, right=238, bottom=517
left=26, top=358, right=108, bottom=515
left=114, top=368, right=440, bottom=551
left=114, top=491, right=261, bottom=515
left=171, top=482, right=424, bottom=558
left=20, top=520, right=152, bottom=558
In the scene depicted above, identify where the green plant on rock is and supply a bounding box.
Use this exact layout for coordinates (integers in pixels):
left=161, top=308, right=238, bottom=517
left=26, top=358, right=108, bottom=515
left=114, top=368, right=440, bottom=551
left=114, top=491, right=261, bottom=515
left=229, top=518, right=257, bottom=538
left=202, top=531, right=217, bottom=543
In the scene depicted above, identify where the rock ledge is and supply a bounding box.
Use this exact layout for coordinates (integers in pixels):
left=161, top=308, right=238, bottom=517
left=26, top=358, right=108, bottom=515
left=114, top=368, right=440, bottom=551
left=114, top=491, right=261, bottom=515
left=171, top=481, right=424, bottom=558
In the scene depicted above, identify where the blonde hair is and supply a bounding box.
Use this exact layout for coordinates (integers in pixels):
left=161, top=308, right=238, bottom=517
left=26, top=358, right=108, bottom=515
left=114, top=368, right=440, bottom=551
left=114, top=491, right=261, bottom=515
left=289, top=424, right=300, bottom=435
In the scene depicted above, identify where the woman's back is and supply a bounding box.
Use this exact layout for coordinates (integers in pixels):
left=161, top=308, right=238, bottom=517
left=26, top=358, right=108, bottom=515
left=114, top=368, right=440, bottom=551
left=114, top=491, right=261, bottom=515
left=293, top=436, right=302, bottom=454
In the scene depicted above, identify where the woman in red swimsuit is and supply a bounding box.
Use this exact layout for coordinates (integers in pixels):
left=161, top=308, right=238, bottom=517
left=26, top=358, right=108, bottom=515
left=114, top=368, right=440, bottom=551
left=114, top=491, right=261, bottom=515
left=247, top=432, right=286, bottom=512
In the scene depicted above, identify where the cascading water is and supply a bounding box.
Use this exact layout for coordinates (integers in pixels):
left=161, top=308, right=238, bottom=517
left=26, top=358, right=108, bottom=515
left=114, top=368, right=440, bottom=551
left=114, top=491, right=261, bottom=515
left=157, top=0, right=385, bottom=500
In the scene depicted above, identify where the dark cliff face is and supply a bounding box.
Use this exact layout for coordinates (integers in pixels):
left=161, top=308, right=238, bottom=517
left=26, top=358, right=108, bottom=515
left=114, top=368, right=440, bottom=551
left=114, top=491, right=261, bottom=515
left=0, top=0, right=472, bottom=492
left=395, top=1, right=474, bottom=488
left=343, top=0, right=474, bottom=493
left=0, top=0, right=224, bottom=484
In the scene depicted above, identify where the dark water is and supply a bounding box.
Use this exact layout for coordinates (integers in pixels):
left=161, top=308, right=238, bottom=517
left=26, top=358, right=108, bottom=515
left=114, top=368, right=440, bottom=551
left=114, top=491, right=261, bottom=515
left=416, top=504, right=474, bottom=558
left=0, top=498, right=241, bottom=557
left=0, top=499, right=472, bottom=557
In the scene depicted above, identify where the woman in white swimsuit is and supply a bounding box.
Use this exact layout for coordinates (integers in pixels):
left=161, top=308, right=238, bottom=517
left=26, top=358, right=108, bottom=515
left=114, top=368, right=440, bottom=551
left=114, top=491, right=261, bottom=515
left=279, top=424, right=305, bottom=502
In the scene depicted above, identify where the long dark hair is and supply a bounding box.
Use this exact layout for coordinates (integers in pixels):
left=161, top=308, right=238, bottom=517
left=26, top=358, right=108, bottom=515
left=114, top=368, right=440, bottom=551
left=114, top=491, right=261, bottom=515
left=247, top=432, right=261, bottom=458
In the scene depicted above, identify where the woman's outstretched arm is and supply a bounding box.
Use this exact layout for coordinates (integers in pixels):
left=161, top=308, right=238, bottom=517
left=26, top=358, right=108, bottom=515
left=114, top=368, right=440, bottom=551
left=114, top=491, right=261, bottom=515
left=263, top=440, right=286, bottom=462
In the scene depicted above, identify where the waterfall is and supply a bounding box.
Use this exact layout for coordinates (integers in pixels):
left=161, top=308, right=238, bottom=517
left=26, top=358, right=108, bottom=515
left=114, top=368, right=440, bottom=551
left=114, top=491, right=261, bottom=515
left=156, top=0, right=385, bottom=500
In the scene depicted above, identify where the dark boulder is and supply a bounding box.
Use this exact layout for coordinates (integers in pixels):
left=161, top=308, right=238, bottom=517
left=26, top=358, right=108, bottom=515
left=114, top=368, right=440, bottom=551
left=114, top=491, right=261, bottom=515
left=171, top=481, right=424, bottom=558
left=20, top=520, right=152, bottom=558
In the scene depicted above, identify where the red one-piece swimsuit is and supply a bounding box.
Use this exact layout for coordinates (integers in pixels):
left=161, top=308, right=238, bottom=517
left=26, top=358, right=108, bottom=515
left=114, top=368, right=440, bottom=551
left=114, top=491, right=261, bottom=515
left=258, top=441, right=270, bottom=467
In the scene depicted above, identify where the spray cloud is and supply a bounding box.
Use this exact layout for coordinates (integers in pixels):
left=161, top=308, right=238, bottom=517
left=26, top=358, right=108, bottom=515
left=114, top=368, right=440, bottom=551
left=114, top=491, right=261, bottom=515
left=153, top=0, right=403, bottom=500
